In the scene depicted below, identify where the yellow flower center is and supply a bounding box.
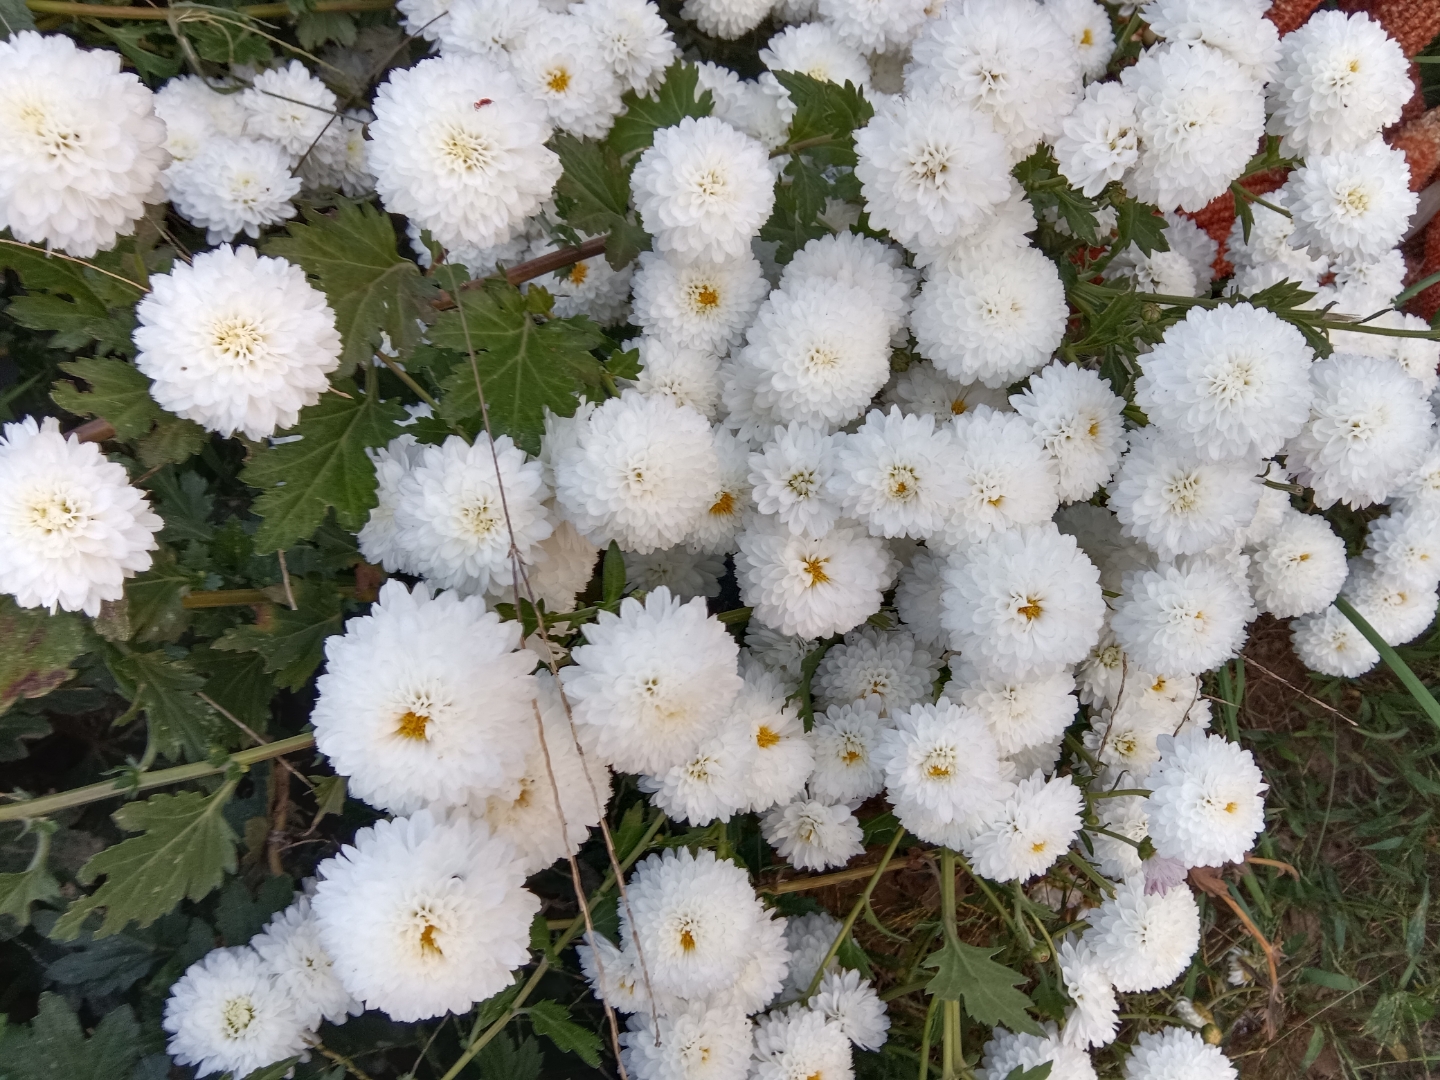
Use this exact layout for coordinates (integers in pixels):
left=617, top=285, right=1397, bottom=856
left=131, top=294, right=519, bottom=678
left=546, top=67, right=571, bottom=93
left=396, top=710, right=431, bottom=740
left=802, top=556, right=830, bottom=587
left=756, top=725, right=782, bottom=748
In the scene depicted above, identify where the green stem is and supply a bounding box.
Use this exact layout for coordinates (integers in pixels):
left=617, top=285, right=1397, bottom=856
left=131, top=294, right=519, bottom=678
left=25, top=0, right=395, bottom=18
left=1230, top=180, right=1291, bottom=218
left=804, top=827, right=907, bottom=999
left=940, top=848, right=960, bottom=1080
left=0, top=733, right=315, bottom=822
left=917, top=995, right=939, bottom=1080
left=1333, top=596, right=1440, bottom=731
left=372, top=351, right=444, bottom=417
left=438, top=811, right=667, bottom=1080
left=949, top=849, right=1022, bottom=937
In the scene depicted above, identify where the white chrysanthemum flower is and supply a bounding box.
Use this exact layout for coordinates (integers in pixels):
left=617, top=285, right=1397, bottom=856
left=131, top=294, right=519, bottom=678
left=1056, top=501, right=1151, bottom=594
left=358, top=434, right=423, bottom=573
left=854, top=91, right=1012, bottom=252
left=718, top=912, right=792, bottom=1015
left=1111, top=559, right=1249, bottom=677
left=688, top=428, right=752, bottom=555
left=299, top=110, right=374, bottom=197
left=0, top=416, right=161, bottom=617
left=163, top=947, right=309, bottom=1079
left=167, top=136, right=299, bottom=243
left=510, top=13, right=624, bottom=138
left=1010, top=361, right=1126, bottom=504
left=745, top=624, right=817, bottom=688
left=908, top=0, right=1081, bottom=160
left=1225, top=194, right=1329, bottom=290
left=631, top=336, right=722, bottom=418
left=1343, top=559, right=1439, bottom=648
left=1124, top=1027, right=1238, bottom=1080
left=625, top=545, right=725, bottom=600
left=1120, top=42, right=1265, bottom=212
left=252, top=895, right=360, bottom=1028
left=1054, top=81, right=1139, bottom=197
left=1057, top=938, right=1119, bottom=1050
left=389, top=432, right=551, bottom=596
left=818, top=0, right=928, bottom=52
left=966, top=772, right=1083, bottom=882
left=528, top=236, right=633, bottom=324
left=1074, top=627, right=1124, bottom=709
left=1108, top=429, right=1261, bottom=558
left=1103, top=243, right=1197, bottom=297
left=912, top=247, right=1067, bottom=389
left=1136, top=303, right=1314, bottom=461
left=1087, top=794, right=1149, bottom=881
left=1286, top=354, right=1435, bottom=510
left=763, top=796, right=865, bottom=870
left=631, top=250, right=770, bottom=353
left=395, top=0, right=452, bottom=38
left=313, top=811, right=537, bottom=1021
left=555, top=390, right=720, bottom=553
left=1266, top=10, right=1411, bottom=156
left=1163, top=211, right=1218, bottom=285
left=893, top=549, right=949, bottom=651
left=1321, top=250, right=1408, bottom=322
left=434, top=0, right=540, bottom=58
left=750, top=425, right=845, bottom=540
left=240, top=60, right=338, bottom=162
left=1143, top=0, right=1279, bottom=83
left=734, top=279, right=893, bottom=430
left=1047, top=0, right=1116, bottom=81
left=914, top=182, right=1039, bottom=267
left=978, top=1022, right=1098, bottom=1080
left=879, top=698, right=1013, bottom=824
left=1389, top=317, right=1440, bottom=397
left=523, top=515, right=600, bottom=612
left=631, top=116, right=773, bottom=263
left=1147, top=729, right=1265, bottom=868
left=782, top=911, right=843, bottom=999
left=1366, top=506, right=1440, bottom=592
left=813, top=626, right=940, bottom=715
left=828, top=408, right=959, bottom=539
left=762, top=22, right=870, bottom=90
left=752, top=1007, right=853, bottom=1080
left=941, top=523, right=1106, bottom=680
left=622, top=847, right=765, bottom=1000
left=782, top=231, right=918, bottom=344
left=728, top=662, right=814, bottom=811
left=623, top=1003, right=753, bottom=1080
left=1250, top=509, right=1347, bottom=618
left=368, top=55, right=561, bottom=254
left=154, top=74, right=245, bottom=167
left=813, top=969, right=889, bottom=1050
left=886, top=362, right=1011, bottom=421
left=681, top=0, right=772, bottom=38
left=1084, top=876, right=1200, bottom=992
left=954, top=664, right=1078, bottom=758
left=641, top=722, right=754, bottom=825
left=562, top=586, right=742, bottom=773
left=482, top=672, right=612, bottom=874
left=312, top=581, right=535, bottom=813
left=1283, top=140, right=1416, bottom=263
left=1291, top=603, right=1379, bottom=677
left=0, top=32, right=167, bottom=257
left=1084, top=683, right=1209, bottom=789
left=574, top=0, right=678, bottom=93
left=1396, top=437, right=1440, bottom=515
left=579, top=934, right=662, bottom=1016
left=808, top=701, right=891, bottom=804
left=736, top=519, right=893, bottom=639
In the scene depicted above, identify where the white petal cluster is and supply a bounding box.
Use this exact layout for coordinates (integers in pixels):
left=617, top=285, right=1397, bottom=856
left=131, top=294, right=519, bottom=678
left=1145, top=729, right=1266, bottom=868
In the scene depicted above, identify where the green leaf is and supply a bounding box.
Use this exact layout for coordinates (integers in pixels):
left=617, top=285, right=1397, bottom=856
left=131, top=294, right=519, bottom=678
left=190, top=647, right=276, bottom=729
left=265, top=203, right=437, bottom=375
left=1406, top=879, right=1429, bottom=961
left=215, top=874, right=295, bottom=945
left=553, top=133, right=651, bottom=269
left=760, top=156, right=834, bottom=263
left=0, top=710, right=50, bottom=763
left=308, top=773, right=348, bottom=824
left=602, top=541, right=626, bottom=604
left=0, top=994, right=142, bottom=1080
left=606, top=345, right=641, bottom=380
left=1302, top=967, right=1362, bottom=992
left=922, top=939, right=1042, bottom=1035
left=50, top=359, right=159, bottom=440
left=105, top=647, right=224, bottom=763
left=295, top=8, right=355, bottom=49
left=431, top=279, right=606, bottom=452
left=186, top=15, right=271, bottom=67
left=1364, top=991, right=1434, bottom=1044
left=607, top=61, right=714, bottom=157
left=136, top=414, right=207, bottom=469
left=473, top=1032, right=542, bottom=1080
left=1300, top=1028, right=1326, bottom=1072
left=1114, top=197, right=1170, bottom=257
left=0, top=597, right=90, bottom=714
left=123, top=548, right=205, bottom=644
left=89, top=22, right=182, bottom=79
left=527, top=1000, right=603, bottom=1068
left=240, top=1058, right=305, bottom=1080
left=1004, top=1066, right=1053, bottom=1080
left=52, top=782, right=240, bottom=940
left=0, top=0, right=38, bottom=37
left=0, top=826, right=60, bottom=928
left=241, top=384, right=407, bottom=553
left=0, top=244, right=141, bottom=356
left=213, top=580, right=344, bottom=691
left=773, top=72, right=873, bottom=163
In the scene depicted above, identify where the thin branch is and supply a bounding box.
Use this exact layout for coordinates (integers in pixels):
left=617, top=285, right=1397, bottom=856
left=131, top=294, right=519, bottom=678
left=26, top=0, right=394, bottom=18
left=804, top=828, right=907, bottom=1000
left=197, top=692, right=313, bottom=790
left=1242, top=655, right=1358, bottom=727
left=762, top=849, right=930, bottom=894
left=0, top=237, right=144, bottom=290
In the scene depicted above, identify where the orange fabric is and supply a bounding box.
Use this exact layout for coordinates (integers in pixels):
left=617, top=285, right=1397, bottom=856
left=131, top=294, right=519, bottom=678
left=1389, top=106, right=1440, bottom=190
left=1263, top=0, right=1325, bottom=35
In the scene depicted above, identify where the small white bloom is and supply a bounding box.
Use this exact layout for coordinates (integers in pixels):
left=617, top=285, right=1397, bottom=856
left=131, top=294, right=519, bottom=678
left=622, top=1003, right=753, bottom=1080
left=749, top=423, right=844, bottom=537
left=574, top=0, right=678, bottom=93
left=1283, top=139, right=1416, bottom=263
left=1011, top=360, right=1127, bottom=503
left=510, top=13, right=625, bottom=138
left=763, top=796, right=865, bottom=871
left=813, top=968, right=889, bottom=1050
left=1111, top=559, right=1250, bottom=676
left=1124, top=1027, right=1238, bottom=1080
left=1055, top=81, right=1140, bottom=197
left=939, top=406, right=1064, bottom=549
left=1047, top=0, right=1116, bottom=81
left=240, top=60, right=338, bottom=161
left=631, top=335, right=723, bottom=418
left=878, top=698, right=1013, bottom=825
left=1249, top=509, right=1348, bottom=618
left=819, top=0, right=929, bottom=52
left=251, top=895, right=360, bottom=1028
left=736, top=519, right=894, bottom=639
left=1057, top=937, right=1118, bottom=1049
left=1146, top=729, right=1266, bottom=868
left=813, top=626, right=940, bottom=715
left=752, top=1007, right=853, bottom=1080
left=682, top=0, right=773, bottom=38
left=978, top=1022, right=1098, bottom=1080
left=631, top=250, right=770, bottom=354
left=966, top=772, right=1083, bottom=882
left=893, top=549, right=950, bottom=651
left=953, top=664, right=1078, bottom=758
left=886, top=362, right=1011, bottom=421
left=167, top=136, right=299, bottom=243
left=1290, top=603, right=1380, bottom=677
left=809, top=701, right=893, bottom=804
left=1083, top=876, right=1200, bottom=992
left=829, top=408, right=960, bottom=539
left=625, top=546, right=725, bottom=600
left=1142, top=0, right=1279, bottom=83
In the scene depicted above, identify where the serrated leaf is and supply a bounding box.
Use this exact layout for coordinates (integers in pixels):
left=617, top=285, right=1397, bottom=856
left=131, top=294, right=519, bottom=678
left=1114, top=197, right=1169, bottom=257
left=922, top=939, right=1042, bottom=1035
left=474, top=1032, right=542, bottom=1080
left=190, top=647, right=275, bottom=729
left=553, top=133, right=651, bottom=269
left=760, top=157, right=833, bottom=262
left=1005, top=1065, right=1053, bottom=1080
left=212, top=580, right=344, bottom=691
left=50, top=359, right=158, bottom=440
left=0, top=244, right=142, bottom=356
left=607, top=61, right=714, bottom=157
left=308, top=774, right=347, bottom=824
left=241, top=384, right=406, bottom=553
left=0, top=0, right=38, bottom=37
left=52, top=783, right=240, bottom=940
left=602, top=541, right=626, bottom=604
left=89, top=22, right=182, bottom=80
left=0, top=597, right=90, bottom=715
left=123, top=548, right=205, bottom=644
left=431, top=279, right=606, bottom=452
left=527, top=1000, right=603, bottom=1068
left=0, top=827, right=60, bottom=928
left=241, top=1058, right=305, bottom=1080
left=265, top=203, right=436, bottom=374
left=773, top=71, right=873, bottom=163
left=0, top=994, right=143, bottom=1080
left=105, top=647, right=224, bottom=763
left=136, top=414, right=207, bottom=469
